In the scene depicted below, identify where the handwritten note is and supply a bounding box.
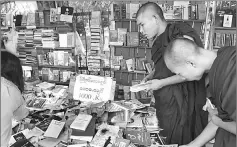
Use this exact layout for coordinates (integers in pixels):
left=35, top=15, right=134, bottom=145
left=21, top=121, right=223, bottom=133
left=73, top=74, right=114, bottom=102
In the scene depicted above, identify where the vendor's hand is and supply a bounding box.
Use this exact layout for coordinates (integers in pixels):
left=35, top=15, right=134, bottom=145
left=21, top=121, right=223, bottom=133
left=146, top=79, right=164, bottom=91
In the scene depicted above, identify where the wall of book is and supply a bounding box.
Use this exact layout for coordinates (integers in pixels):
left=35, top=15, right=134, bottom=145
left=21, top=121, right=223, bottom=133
left=1, top=1, right=208, bottom=87
left=213, top=1, right=236, bottom=50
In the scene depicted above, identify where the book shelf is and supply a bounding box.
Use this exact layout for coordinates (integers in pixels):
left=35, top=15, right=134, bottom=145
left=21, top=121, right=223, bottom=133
left=112, top=18, right=205, bottom=86
left=211, top=1, right=236, bottom=50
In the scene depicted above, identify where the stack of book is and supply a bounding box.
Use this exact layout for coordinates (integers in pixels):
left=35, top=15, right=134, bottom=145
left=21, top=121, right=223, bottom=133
left=33, top=29, right=42, bottom=47
left=70, top=113, right=95, bottom=142
left=88, top=11, right=102, bottom=71
left=41, top=29, right=59, bottom=48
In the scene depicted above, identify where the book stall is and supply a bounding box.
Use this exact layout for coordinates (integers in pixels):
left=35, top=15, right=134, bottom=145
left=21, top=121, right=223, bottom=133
left=1, top=1, right=236, bottom=147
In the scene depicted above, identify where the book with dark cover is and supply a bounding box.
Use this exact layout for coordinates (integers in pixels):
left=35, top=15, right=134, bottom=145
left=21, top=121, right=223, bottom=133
left=70, top=118, right=96, bottom=141
left=113, top=4, right=121, bottom=19
left=13, top=132, right=26, bottom=141
left=61, top=7, right=74, bottom=15
left=10, top=139, right=35, bottom=147
left=26, top=98, right=46, bottom=109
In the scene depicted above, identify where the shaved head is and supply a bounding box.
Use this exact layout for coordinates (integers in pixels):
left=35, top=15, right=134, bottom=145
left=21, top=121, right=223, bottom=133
left=136, top=2, right=165, bottom=21
left=164, top=38, right=200, bottom=67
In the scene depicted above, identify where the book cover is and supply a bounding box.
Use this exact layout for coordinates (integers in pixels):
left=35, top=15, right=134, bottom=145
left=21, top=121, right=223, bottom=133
left=44, top=120, right=65, bottom=138
left=57, top=51, right=65, bottom=66
left=53, top=70, right=60, bottom=81
left=113, top=4, right=121, bottom=20
left=26, top=98, right=46, bottom=109
left=90, top=124, right=120, bottom=147
left=67, top=32, right=75, bottom=47
left=223, top=14, right=233, bottom=27
left=70, top=114, right=92, bottom=131
left=110, top=30, right=118, bottom=42
left=118, top=28, right=127, bottom=44
left=127, top=32, right=139, bottom=46
left=197, top=3, right=206, bottom=20
left=59, top=34, right=68, bottom=47
left=129, top=4, right=139, bottom=19
left=64, top=52, right=69, bottom=66
left=48, top=68, right=54, bottom=81
left=27, top=13, right=36, bottom=26
left=70, top=118, right=96, bottom=142
left=10, top=139, right=35, bottom=147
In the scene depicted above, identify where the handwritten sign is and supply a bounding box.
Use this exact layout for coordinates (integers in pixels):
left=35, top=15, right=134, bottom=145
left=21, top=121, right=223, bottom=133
left=73, top=74, right=114, bottom=102
left=125, top=130, right=151, bottom=146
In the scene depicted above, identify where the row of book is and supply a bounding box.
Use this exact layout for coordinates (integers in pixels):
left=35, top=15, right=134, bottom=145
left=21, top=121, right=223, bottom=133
left=213, top=33, right=236, bottom=48
left=122, top=58, right=153, bottom=73
left=39, top=68, right=72, bottom=82
left=17, top=29, right=75, bottom=48
left=18, top=50, right=37, bottom=65
left=37, top=51, right=76, bottom=67
left=110, top=29, right=152, bottom=47
left=112, top=2, right=206, bottom=20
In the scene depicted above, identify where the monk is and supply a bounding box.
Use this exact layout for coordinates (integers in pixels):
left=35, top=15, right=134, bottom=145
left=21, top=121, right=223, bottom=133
left=136, top=2, right=208, bottom=145
left=164, top=38, right=236, bottom=147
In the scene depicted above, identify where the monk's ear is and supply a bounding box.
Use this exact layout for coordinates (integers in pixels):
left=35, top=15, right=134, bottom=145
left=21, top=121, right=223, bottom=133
left=186, top=60, right=196, bottom=68
left=153, top=14, right=160, bottom=23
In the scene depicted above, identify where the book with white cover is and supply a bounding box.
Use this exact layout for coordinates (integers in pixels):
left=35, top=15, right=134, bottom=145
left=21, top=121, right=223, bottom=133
left=70, top=114, right=92, bottom=131
left=130, top=82, right=151, bottom=92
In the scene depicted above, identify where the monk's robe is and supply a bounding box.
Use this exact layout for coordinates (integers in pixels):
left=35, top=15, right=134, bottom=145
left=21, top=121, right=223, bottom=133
left=209, top=46, right=236, bottom=147
left=152, top=22, right=208, bottom=145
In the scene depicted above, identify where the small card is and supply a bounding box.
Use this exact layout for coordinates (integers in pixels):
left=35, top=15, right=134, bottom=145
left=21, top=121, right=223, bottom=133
left=44, top=120, right=65, bottom=138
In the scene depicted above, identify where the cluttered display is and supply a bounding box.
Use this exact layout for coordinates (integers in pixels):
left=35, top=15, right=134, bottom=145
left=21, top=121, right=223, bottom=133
left=11, top=74, right=178, bottom=147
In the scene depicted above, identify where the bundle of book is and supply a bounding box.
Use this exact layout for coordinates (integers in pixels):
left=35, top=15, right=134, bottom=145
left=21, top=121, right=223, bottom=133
left=213, top=32, right=236, bottom=48
left=88, top=11, right=102, bottom=72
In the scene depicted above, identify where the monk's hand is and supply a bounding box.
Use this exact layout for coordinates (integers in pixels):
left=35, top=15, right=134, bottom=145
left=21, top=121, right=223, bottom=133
left=211, top=115, right=222, bottom=126
left=146, top=79, right=164, bottom=91
left=207, top=107, right=218, bottom=121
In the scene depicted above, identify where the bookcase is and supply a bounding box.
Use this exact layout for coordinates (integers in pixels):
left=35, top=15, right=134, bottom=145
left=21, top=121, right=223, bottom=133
left=15, top=24, right=77, bottom=85
left=1, top=1, right=209, bottom=87
left=212, top=1, right=236, bottom=51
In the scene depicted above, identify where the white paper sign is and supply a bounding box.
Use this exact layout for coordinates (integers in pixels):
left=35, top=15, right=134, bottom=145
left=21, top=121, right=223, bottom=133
left=73, top=74, right=114, bottom=102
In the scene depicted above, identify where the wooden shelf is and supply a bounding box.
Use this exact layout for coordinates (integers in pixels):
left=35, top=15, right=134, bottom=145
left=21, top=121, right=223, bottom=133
left=38, top=65, right=75, bottom=69
left=113, top=19, right=205, bottom=23
left=215, top=27, right=236, bottom=30
left=43, top=80, right=70, bottom=85
left=15, top=25, right=71, bottom=29
left=115, top=70, right=148, bottom=75
left=167, top=19, right=205, bottom=22
left=21, top=63, right=37, bottom=67
left=114, top=45, right=152, bottom=49
left=36, top=47, right=74, bottom=51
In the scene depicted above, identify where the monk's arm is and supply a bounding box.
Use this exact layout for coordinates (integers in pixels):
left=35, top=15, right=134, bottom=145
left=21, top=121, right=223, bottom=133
left=215, top=120, right=236, bottom=135
left=160, top=75, right=186, bottom=87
